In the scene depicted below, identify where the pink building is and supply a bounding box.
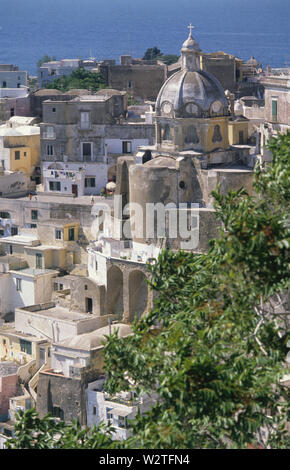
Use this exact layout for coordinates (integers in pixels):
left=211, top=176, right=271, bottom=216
left=0, top=362, right=18, bottom=421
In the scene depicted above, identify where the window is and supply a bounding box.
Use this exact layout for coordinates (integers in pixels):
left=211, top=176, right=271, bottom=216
left=30, top=224, right=37, bottom=228
left=0, top=212, right=10, bottom=218
left=36, top=253, right=43, bottom=269
left=52, top=406, right=64, bottom=420
left=20, top=339, right=32, bottom=355
left=39, top=347, right=46, bottom=364
left=272, top=99, right=277, bottom=122
left=93, top=406, right=97, bottom=415
left=106, top=407, right=113, bottom=422
left=212, top=125, right=222, bottom=143
left=80, top=111, right=90, bottom=130
left=16, top=278, right=22, bottom=291
left=24, top=152, right=27, bottom=157
left=2, top=81, right=6, bottom=88
left=85, top=177, right=95, bottom=188
left=86, top=297, right=93, bottom=313
left=3, top=429, right=12, bottom=437
left=46, top=145, right=54, bottom=156
left=239, top=131, right=244, bottom=144
left=9, top=245, right=13, bottom=254
left=55, top=229, right=62, bottom=240
left=118, top=416, right=128, bottom=429
left=31, top=210, right=38, bottom=220
left=82, top=142, right=92, bottom=161
left=11, top=227, right=18, bottom=236
left=49, top=181, right=61, bottom=191
left=53, top=282, right=58, bottom=291
left=95, top=260, right=98, bottom=271
left=15, top=151, right=20, bottom=160
left=128, top=81, right=132, bottom=89
left=68, top=227, right=75, bottom=241
left=52, top=107, right=56, bottom=113
left=10, top=108, right=14, bottom=117
left=122, top=141, right=132, bottom=154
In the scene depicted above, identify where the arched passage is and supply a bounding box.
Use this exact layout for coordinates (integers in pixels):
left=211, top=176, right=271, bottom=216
left=106, top=266, right=123, bottom=317
left=128, top=270, right=148, bottom=321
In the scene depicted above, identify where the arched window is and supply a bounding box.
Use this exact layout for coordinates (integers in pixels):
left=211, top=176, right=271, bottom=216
left=163, top=124, right=172, bottom=141
left=212, top=125, right=222, bottom=143
left=185, top=125, right=199, bottom=144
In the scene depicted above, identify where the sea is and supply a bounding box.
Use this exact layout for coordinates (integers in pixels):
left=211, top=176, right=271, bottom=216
left=0, top=0, right=289, bottom=76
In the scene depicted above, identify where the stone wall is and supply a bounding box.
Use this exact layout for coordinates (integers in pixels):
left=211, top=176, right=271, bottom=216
left=100, top=64, right=167, bottom=100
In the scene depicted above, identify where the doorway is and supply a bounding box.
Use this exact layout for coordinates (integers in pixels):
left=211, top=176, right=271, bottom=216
left=85, top=297, right=93, bottom=313
left=72, top=184, right=78, bottom=197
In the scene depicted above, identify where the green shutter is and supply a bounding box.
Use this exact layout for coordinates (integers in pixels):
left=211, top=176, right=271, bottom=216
left=272, top=100, right=277, bottom=121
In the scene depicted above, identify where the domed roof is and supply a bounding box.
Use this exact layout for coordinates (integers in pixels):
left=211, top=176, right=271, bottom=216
left=246, top=56, right=259, bottom=66
left=144, top=156, right=176, bottom=168
left=34, top=88, right=62, bottom=96
left=64, top=89, right=90, bottom=95
left=56, top=323, right=133, bottom=351
left=156, top=69, right=228, bottom=118
left=181, top=24, right=201, bottom=53
left=156, top=26, right=229, bottom=119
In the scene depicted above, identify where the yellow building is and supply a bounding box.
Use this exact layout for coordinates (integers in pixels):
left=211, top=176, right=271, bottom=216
left=0, top=325, right=50, bottom=367
left=0, top=125, right=40, bottom=183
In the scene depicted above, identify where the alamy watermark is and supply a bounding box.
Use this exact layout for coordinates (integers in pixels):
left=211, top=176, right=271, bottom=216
left=91, top=195, right=200, bottom=250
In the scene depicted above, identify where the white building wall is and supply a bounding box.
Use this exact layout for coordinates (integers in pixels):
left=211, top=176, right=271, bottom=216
left=42, top=161, right=108, bottom=195
left=0, top=137, right=11, bottom=171
left=88, top=251, right=107, bottom=286
left=86, top=389, right=133, bottom=440
left=34, top=274, right=55, bottom=305
left=9, top=274, right=35, bottom=310
left=15, top=309, right=100, bottom=342
left=51, top=348, right=89, bottom=376
left=0, top=172, right=28, bottom=197
left=0, top=274, right=12, bottom=315
left=105, top=139, right=149, bottom=155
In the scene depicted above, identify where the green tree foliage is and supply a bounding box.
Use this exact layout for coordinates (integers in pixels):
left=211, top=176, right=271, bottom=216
left=103, top=132, right=290, bottom=449
left=45, top=67, right=107, bottom=93
left=142, top=47, right=179, bottom=65
left=6, top=133, right=290, bottom=449
left=37, top=55, right=57, bottom=68
left=143, top=47, right=162, bottom=60
left=158, top=54, right=179, bottom=65
left=6, top=408, right=120, bottom=449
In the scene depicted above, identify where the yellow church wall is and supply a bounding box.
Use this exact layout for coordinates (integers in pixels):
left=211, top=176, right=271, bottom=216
left=204, top=117, right=229, bottom=152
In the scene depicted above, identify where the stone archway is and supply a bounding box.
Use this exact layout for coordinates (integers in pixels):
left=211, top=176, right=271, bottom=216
left=128, top=270, right=148, bottom=321
left=106, top=265, right=123, bottom=317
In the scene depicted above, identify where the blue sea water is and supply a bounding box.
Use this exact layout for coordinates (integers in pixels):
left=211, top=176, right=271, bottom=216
left=0, top=0, right=289, bottom=75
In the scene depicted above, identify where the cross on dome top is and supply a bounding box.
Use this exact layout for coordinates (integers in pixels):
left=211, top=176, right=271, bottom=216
left=188, top=23, right=195, bottom=37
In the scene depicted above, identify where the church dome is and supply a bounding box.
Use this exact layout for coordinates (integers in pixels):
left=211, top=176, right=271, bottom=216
left=246, top=56, right=259, bottom=66
left=156, top=26, right=229, bottom=119
left=156, top=69, right=228, bottom=118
